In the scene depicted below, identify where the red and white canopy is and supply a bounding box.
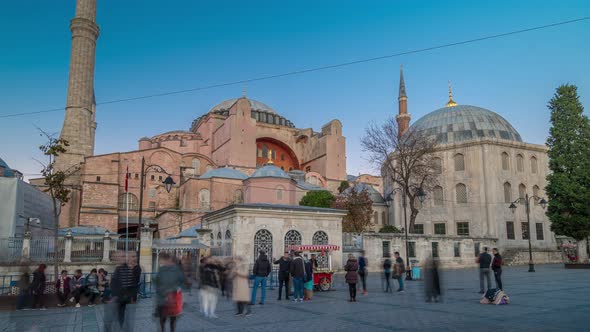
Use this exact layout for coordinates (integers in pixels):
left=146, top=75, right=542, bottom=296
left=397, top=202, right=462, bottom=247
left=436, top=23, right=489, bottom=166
left=287, top=244, right=340, bottom=252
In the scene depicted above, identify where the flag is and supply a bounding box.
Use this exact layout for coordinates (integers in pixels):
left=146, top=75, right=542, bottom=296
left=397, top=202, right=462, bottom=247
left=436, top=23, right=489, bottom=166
left=125, top=165, right=129, bottom=192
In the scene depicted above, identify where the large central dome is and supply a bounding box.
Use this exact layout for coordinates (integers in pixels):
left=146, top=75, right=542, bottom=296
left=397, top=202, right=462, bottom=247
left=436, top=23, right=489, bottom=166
left=412, top=104, right=522, bottom=144
left=209, top=98, right=276, bottom=114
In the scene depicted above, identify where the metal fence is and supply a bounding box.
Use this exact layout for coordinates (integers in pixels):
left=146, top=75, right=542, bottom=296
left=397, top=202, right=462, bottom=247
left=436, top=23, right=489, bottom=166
left=71, top=238, right=104, bottom=262
left=0, top=238, right=23, bottom=263
left=110, top=238, right=139, bottom=257
left=30, top=237, right=52, bottom=262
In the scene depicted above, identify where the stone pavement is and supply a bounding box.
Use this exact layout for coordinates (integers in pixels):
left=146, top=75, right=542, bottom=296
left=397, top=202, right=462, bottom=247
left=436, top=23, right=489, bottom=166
left=1, top=264, right=588, bottom=332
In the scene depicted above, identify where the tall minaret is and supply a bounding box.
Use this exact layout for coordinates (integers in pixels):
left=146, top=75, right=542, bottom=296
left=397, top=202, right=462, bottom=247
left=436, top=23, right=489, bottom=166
left=396, top=65, right=410, bottom=138
left=55, top=0, right=99, bottom=174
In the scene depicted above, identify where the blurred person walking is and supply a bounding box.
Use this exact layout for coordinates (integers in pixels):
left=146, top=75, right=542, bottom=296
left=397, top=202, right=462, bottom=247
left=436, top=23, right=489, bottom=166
left=200, top=257, right=220, bottom=318
left=30, top=264, right=47, bottom=310
left=251, top=250, right=271, bottom=305
left=477, top=247, right=492, bottom=294
left=393, top=252, right=405, bottom=292
left=232, top=256, right=252, bottom=316
left=107, top=251, right=136, bottom=331
left=424, top=257, right=441, bottom=302
left=156, top=252, right=186, bottom=332
left=358, top=252, right=368, bottom=295
left=290, top=251, right=306, bottom=303
left=303, top=255, right=314, bottom=301
left=344, top=254, right=359, bottom=302
left=382, top=255, right=392, bottom=293
left=16, top=267, right=31, bottom=310
left=274, top=252, right=291, bottom=301
left=56, top=270, right=71, bottom=307
left=492, top=248, right=503, bottom=290
left=222, top=256, right=235, bottom=299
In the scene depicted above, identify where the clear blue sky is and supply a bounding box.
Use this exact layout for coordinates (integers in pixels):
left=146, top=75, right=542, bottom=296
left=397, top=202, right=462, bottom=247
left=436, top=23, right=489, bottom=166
left=1, top=0, right=589, bottom=179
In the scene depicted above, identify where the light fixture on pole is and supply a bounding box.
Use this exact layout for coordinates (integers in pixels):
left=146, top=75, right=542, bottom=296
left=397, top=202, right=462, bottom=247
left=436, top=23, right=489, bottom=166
left=508, top=194, right=547, bottom=272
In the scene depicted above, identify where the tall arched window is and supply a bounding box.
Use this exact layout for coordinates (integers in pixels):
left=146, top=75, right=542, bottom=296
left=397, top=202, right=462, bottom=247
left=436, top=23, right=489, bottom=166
left=503, top=182, right=512, bottom=203
left=254, top=229, right=273, bottom=262
left=433, top=186, right=444, bottom=206
left=533, top=185, right=540, bottom=205
left=373, top=212, right=379, bottom=224
left=284, top=230, right=302, bottom=250
left=217, top=232, right=222, bottom=246
left=225, top=230, right=231, bottom=240
left=276, top=185, right=284, bottom=201
left=210, top=232, right=214, bottom=246
left=456, top=183, right=467, bottom=204
left=531, top=156, right=538, bottom=174
left=519, top=184, right=526, bottom=204
left=312, top=231, right=329, bottom=245
left=501, top=152, right=510, bottom=171
left=454, top=154, right=465, bottom=172
left=381, top=211, right=387, bottom=225
left=118, top=193, right=139, bottom=210
left=234, top=189, right=243, bottom=204
left=199, top=189, right=210, bottom=208
left=192, top=158, right=201, bottom=176
left=224, top=230, right=232, bottom=256
left=433, top=157, right=443, bottom=174
left=516, top=154, right=524, bottom=172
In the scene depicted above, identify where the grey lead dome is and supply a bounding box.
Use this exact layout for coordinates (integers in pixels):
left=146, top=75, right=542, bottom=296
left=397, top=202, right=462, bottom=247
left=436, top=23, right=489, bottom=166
left=412, top=104, right=522, bottom=144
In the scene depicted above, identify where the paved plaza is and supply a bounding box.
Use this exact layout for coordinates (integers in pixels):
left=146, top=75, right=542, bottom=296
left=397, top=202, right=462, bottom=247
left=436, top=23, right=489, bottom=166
left=2, top=264, right=588, bottom=332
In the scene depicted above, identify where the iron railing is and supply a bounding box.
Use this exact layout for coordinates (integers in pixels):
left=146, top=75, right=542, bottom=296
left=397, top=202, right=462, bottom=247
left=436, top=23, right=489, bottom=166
left=0, top=238, right=23, bottom=263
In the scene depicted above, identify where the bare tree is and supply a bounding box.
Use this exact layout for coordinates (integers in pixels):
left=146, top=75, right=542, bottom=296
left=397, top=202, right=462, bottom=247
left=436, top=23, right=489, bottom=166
left=332, top=188, right=374, bottom=233
left=36, top=129, right=75, bottom=279
left=361, top=117, right=439, bottom=232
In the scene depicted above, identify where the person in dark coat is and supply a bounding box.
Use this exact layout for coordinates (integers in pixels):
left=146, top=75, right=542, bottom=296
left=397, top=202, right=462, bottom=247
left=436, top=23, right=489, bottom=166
left=492, top=248, right=503, bottom=290
left=357, top=252, right=368, bottom=295
left=393, top=252, right=406, bottom=292
left=424, top=257, right=442, bottom=302
left=477, top=247, right=492, bottom=293
left=16, top=268, right=31, bottom=310
left=106, top=251, right=136, bottom=331
left=274, top=252, right=291, bottom=300
left=251, top=251, right=271, bottom=305
left=200, top=256, right=220, bottom=318
left=30, top=264, right=47, bottom=309
left=156, top=252, right=186, bottom=332
left=290, top=251, right=306, bottom=302
left=382, top=255, right=393, bottom=293
left=344, top=254, right=359, bottom=302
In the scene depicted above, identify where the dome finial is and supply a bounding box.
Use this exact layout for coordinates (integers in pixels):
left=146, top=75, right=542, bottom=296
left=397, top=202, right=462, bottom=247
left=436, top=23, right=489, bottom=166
left=446, top=80, right=457, bottom=107
left=266, top=149, right=274, bottom=165
left=242, top=83, right=247, bottom=98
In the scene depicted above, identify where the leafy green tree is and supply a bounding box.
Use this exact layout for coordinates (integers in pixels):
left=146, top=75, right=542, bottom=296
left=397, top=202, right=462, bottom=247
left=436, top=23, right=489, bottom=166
left=332, top=188, right=374, bottom=233
left=378, top=225, right=402, bottom=233
left=546, top=84, right=590, bottom=241
left=299, top=190, right=335, bottom=208
left=338, top=181, right=350, bottom=193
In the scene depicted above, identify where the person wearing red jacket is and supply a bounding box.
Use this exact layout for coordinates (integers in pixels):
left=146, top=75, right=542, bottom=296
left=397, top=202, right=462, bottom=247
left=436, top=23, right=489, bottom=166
left=492, top=248, right=503, bottom=290
left=56, top=270, right=71, bottom=307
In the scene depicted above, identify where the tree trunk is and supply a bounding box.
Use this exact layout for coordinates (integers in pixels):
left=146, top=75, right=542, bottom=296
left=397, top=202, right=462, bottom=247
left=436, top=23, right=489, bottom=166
left=52, top=196, right=59, bottom=280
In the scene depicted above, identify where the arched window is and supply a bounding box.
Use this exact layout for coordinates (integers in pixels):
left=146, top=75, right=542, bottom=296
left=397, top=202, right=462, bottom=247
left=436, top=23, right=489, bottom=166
left=225, top=230, right=231, bottom=240
left=276, top=185, right=284, bottom=201
left=262, top=145, right=268, bottom=159
left=373, top=212, right=379, bottom=224
left=503, top=182, right=512, bottom=203
left=118, top=193, right=138, bottom=210
left=254, top=229, right=272, bottom=261
left=516, top=154, right=524, bottom=172
left=433, top=157, right=443, bottom=174
left=199, top=189, right=210, bottom=208
left=192, top=158, right=201, bottom=176
left=533, top=185, right=540, bottom=205
left=501, top=152, right=510, bottom=171
left=210, top=232, right=214, bottom=246
left=234, top=189, right=243, bottom=204
left=312, top=231, right=329, bottom=245
left=381, top=211, right=387, bottom=225
left=433, top=186, right=444, bottom=206
left=456, top=183, right=467, bottom=204
left=454, top=154, right=465, bottom=172
left=284, top=230, right=302, bottom=250
left=531, top=156, right=538, bottom=174
left=224, top=230, right=232, bottom=256
left=217, top=232, right=222, bottom=246
left=519, top=184, right=526, bottom=204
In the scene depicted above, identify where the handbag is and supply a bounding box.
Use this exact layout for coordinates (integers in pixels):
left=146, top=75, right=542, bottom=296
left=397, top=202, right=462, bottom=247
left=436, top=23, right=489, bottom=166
left=164, top=289, right=183, bottom=316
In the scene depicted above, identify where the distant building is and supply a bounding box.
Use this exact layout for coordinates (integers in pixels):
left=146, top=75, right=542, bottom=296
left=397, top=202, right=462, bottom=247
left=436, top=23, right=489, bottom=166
left=0, top=157, right=55, bottom=237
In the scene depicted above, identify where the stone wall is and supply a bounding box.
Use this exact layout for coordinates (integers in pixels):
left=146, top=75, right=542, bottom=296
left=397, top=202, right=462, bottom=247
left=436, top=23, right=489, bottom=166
left=502, top=248, right=563, bottom=266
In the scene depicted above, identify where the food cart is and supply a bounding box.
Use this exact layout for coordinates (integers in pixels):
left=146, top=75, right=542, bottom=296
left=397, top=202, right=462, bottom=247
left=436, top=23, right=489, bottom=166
left=287, top=244, right=340, bottom=291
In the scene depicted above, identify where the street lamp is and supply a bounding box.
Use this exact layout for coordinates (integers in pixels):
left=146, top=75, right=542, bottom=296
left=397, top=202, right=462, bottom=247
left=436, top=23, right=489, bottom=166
left=385, top=186, right=427, bottom=280
left=508, top=193, right=547, bottom=272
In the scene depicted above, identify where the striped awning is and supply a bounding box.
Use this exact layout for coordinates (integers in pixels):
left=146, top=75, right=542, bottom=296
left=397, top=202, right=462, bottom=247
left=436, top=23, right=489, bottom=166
left=287, top=244, right=340, bottom=252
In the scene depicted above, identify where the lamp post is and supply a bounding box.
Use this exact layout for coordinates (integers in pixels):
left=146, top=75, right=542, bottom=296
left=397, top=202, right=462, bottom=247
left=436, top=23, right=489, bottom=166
left=508, top=194, right=547, bottom=272
left=136, top=156, right=175, bottom=262
left=385, top=186, right=426, bottom=280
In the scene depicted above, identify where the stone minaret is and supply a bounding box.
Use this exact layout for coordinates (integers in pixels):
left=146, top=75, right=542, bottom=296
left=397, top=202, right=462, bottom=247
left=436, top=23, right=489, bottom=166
left=55, top=0, right=99, bottom=174
left=396, top=65, right=410, bottom=138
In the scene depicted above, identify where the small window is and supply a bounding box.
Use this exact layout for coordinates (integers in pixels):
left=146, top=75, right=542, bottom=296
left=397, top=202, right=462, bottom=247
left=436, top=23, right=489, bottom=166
left=474, top=242, right=480, bottom=257
left=408, top=242, right=416, bottom=258
left=531, top=156, right=538, bottom=174
left=134, top=173, right=139, bottom=179
left=412, top=224, right=424, bottom=234
left=382, top=241, right=391, bottom=257
left=432, top=242, right=439, bottom=258
left=457, top=222, right=469, bottom=236
left=374, top=212, right=379, bottom=224
left=381, top=211, right=387, bottom=225
left=281, top=154, right=285, bottom=161
left=519, top=184, right=526, bottom=204
left=454, top=242, right=461, bottom=257
left=454, top=154, right=465, bottom=171
left=536, top=223, right=544, bottom=240
left=506, top=221, right=515, bottom=240
left=150, top=175, right=155, bottom=181
left=158, top=175, right=163, bottom=181
left=501, top=152, right=510, bottom=171
left=503, top=182, right=512, bottom=203
left=456, top=183, right=467, bottom=203
left=192, top=158, right=201, bottom=176
left=516, top=154, right=524, bottom=172
left=199, top=189, right=211, bottom=208
left=96, top=176, right=101, bottom=182
left=521, top=223, right=530, bottom=240
left=433, top=186, right=444, bottom=206
left=305, top=166, right=311, bottom=172
left=434, top=223, right=446, bottom=235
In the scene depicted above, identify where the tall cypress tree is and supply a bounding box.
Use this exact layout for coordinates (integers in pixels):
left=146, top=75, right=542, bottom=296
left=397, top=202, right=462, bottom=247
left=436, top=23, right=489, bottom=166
left=546, top=84, right=590, bottom=240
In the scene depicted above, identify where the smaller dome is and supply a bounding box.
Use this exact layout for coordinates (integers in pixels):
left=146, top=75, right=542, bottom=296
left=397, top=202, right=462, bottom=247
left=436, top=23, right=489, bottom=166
left=344, top=183, right=385, bottom=204
left=200, top=167, right=248, bottom=180
left=250, top=164, right=291, bottom=179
